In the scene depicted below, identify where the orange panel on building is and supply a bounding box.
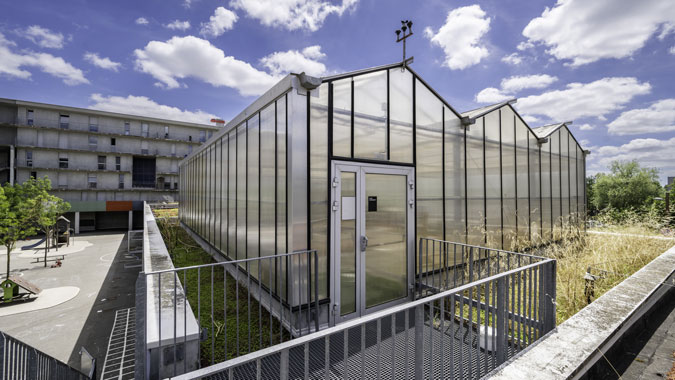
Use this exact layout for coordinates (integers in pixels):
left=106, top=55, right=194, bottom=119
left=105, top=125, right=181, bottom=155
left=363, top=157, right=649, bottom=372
left=106, top=201, right=133, bottom=211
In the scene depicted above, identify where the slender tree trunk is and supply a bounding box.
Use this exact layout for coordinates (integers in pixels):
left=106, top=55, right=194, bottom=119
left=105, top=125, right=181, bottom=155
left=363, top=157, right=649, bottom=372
left=44, top=228, right=49, bottom=267
left=5, top=244, right=11, bottom=280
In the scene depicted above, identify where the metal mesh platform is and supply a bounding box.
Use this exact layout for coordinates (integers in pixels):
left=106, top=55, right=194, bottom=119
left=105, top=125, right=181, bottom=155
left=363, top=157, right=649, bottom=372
left=101, top=308, right=136, bottom=380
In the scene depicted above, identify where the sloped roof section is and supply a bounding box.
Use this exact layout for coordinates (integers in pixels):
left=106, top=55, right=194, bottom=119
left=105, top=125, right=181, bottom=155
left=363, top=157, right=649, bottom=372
left=461, top=99, right=517, bottom=122
left=531, top=121, right=573, bottom=139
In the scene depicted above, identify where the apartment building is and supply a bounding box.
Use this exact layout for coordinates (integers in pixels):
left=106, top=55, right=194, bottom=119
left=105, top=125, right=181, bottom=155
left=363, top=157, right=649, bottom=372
left=0, top=98, right=220, bottom=231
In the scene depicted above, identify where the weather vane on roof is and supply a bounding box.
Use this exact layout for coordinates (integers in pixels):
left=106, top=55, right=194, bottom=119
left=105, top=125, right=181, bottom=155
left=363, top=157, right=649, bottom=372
left=395, top=20, right=413, bottom=67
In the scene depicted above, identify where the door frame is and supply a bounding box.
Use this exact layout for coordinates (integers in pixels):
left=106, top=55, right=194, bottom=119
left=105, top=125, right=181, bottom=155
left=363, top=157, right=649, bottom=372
left=329, top=160, right=415, bottom=326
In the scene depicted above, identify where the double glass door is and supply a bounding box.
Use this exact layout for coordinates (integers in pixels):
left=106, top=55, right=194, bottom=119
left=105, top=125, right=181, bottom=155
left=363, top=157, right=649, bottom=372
left=331, top=162, right=414, bottom=324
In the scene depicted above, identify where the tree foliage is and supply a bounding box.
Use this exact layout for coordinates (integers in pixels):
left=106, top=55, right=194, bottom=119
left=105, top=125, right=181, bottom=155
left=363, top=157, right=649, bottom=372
left=591, top=160, right=663, bottom=211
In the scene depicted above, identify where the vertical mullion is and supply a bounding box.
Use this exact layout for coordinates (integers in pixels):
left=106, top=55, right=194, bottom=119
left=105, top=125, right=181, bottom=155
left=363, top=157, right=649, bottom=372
left=350, top=79, right=355, bottom=158
left=386, top=69, right=391, bottom=161
left=483, top=117, right=487, bottom=245
left=499, top=109, right=504, bottom=249
left=442, top=107, right=446, bottom=242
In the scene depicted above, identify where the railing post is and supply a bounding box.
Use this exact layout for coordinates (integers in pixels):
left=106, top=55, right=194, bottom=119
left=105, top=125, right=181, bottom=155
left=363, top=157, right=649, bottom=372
left=544, top=261, right=557, bottom=332
left=0, top=332, right=4, bottom=380
left=496, top=277, right=507, bottom=365
left=418, top=238, right=423, bottom=299
left=135, top=272, right=147, bottom=380
left=414, top=304, right=424, bottom=380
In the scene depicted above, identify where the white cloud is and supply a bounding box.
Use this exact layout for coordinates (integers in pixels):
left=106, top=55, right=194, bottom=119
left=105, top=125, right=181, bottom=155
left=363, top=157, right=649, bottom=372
left=578, top=123, right=594, bottom=131
left=607, top=99, right=675, bottom=135
left=522, top=0, right=675, bottom=66
left=516, top=77, right=651, bottom=121
left=23, top=25, right=65, bottom=49
left=500, top=74, right=558, bottom=93
left=133, top=35, right=278, bottom=96
left=165, top=20, right=191, bottom=31
left=200, top=7, right=238, bottom=37
left=517, top=41, right=534, bottom=51
left=476, top=74, right=557, bottom=103
left=475, top=87, right=511, bottom=103
left=84, top=52, right=121, bottom=72
left=136, top=17, right=149, bottom=25
left=501, top=53, right=523, bottom=65
left=669, top=45, right=675, bottom=54
left=89, top=93, right=216, bottom=124
left=425, top=5, right=491, bottom=70
left=588, top=137, right=675, bottom=182
left=260, top=45, right=326, bottom=76
left=523, top=115, right=540, bottom=124
left=230, top=0, right=357, bottom=32
left=0, top=33, right=88, bottom=85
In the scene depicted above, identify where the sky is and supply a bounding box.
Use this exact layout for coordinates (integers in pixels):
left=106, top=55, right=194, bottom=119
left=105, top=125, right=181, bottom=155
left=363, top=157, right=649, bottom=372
left=1, top=0, right=674, bottom=183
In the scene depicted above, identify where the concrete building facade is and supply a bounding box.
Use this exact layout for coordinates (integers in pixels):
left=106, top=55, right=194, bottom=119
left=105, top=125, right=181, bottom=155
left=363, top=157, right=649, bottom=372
left=0, top=98, right=220, bottom=231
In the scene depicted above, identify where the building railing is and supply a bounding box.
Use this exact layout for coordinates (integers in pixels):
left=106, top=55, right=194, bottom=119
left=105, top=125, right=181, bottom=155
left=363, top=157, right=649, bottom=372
left=416, top=238, right=548, bottom=299
left=137, top=249, right=321, bottom=378
left=0, top=330, right=93, bottom=380
left=168, top=240, right=556, bottom=379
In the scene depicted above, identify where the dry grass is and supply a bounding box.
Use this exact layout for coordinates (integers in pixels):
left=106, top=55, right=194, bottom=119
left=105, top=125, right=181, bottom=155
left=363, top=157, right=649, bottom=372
left=536, top=225, right=674, bottom=323
left=151, top=207, right=178, bottom=219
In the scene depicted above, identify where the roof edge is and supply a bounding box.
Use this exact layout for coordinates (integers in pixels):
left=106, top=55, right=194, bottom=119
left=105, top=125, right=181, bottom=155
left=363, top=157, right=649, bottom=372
left=460, top=99, right=518, bottom=125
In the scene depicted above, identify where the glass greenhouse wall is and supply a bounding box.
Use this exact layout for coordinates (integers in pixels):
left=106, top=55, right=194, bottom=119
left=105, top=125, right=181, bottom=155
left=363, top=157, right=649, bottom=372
left=179, top=62, right=586, bottom=326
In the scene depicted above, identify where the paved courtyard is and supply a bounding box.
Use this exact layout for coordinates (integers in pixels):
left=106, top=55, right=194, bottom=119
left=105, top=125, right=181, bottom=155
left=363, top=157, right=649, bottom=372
left=0, top=231, right=141, bottom=375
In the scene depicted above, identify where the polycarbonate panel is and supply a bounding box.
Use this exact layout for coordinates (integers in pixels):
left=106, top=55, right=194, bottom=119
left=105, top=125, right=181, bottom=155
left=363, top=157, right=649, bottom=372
left=529, top=136, right=541, bottom=243
left=415, top=79, right=444, bottom=259
left=577, top=145, right=585, bottom=228
left=561, top=128, right=570, bottom=228
left=550, top=130, right=561, bottom=239
left=248, top=114, right=260, bottom=276
left=236, top=124, right=246, bottom=261
left=214, top=140, right=221, bottom=250
left=332, top=78, right=352, bottom=157
left=516, top=118, right=530, bottom=241
left=353, top=71, right=387, bottom=160
left=276, top=95, right=288, bottom=299
left=541, top=140, right=551, bottom=241
left=466, top=117, right=485, bottom=245
left=570, top=138, right=578, bottom=227
left=484, top=111, right=501, bottom=248
left=260, top=104, right=275, bottom=287
left=220, top=138, right=227, bottom=252
left=228, top=133, right=236, bottom=259
left=501, top=108, right=517, bottom=248
left=389, top=68, right=413, bottom=163
left=444, top=106, right=465, bottom=243
left=365, top=173, right=407, bottom=308
left=340, top=171, right=356, bottom=316
left=310, top=83, right=329, bottom=299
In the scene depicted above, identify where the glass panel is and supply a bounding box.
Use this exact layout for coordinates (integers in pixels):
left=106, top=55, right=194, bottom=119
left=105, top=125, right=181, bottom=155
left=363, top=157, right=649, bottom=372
left=332, top=78, right=351, bottom=157
left=550, top=130, right=561, bottom=240
left=529, top=135, right=541, bottom=243
left=415, top=79, right=443, bottom=266
left=444, top=106, right=465, bottom=243
left=466, top=117, right=484, bottom=245
left=236, top=124, right=246, bottom=261
left=501, top=108, right=517, bottom=248
left=220, top=138, right=227, bottom=252
left=365, top=173, right=407, bottom=308
left=260, top=104, right=275, bottom=288
left=516, top=118, right=530, bottom=242
left=214, top=141, right=221, bottom=250
left=248, top=114, right=260, bottom=276
left=353, top=71, right=387, bottom=160
left=389, top=68, right=413, bottom=163
left=560, top=128, right=570, bottom=230
left=484, top=111, right=501, bottom=248
left=310, top=83, right=329, bottom=300
left=578, top=145, right=585, bottom=229
left=570, top=137, right=577, bottom=228
left=340, top=171, right=356, bottom=316
left=276, top=95, right=288, bottom=299
left=541, top=138, right=552, bottom=241
left=228, top=132, right=236, bottom=260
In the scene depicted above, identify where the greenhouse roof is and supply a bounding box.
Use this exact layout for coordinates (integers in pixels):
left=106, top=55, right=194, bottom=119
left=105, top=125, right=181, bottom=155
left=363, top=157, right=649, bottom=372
left=532, top=121, right=573, bottom=139
left=460, top=99, right=517, bottom=122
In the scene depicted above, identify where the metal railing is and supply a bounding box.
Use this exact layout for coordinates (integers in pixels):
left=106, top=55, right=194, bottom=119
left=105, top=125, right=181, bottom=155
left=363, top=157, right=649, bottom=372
left=170, top=240, right=556, bottom=379
left=416, top=238, right=548, bottom=299
left=138, top=249, right=321, bottom=378
left=0, top=330, right=92, bottom=380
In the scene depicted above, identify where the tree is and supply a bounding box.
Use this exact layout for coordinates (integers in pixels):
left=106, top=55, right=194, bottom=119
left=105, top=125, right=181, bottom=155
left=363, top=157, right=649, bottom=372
left=28, top=178, right=70, bottom=266
left=592, top=160, right=663, bottom=211
left=586, top=176, right=596, bottom=215
left=0, top=182, right=38, bottom=280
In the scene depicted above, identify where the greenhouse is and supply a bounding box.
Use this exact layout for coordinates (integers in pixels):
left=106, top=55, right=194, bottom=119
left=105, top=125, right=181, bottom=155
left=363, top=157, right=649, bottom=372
left=178, top=61, right=586, bottom=328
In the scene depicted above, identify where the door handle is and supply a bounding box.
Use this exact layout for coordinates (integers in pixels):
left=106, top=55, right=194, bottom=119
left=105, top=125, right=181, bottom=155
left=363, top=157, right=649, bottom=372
left=360, top=236, right=368, bottom=252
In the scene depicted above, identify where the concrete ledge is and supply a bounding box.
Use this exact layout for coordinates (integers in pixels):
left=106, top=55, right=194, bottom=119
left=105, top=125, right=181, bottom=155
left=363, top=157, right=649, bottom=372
left=488, top=242, right=675, bottom=379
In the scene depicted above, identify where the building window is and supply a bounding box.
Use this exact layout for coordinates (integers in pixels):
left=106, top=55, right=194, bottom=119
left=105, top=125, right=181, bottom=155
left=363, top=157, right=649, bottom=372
left=89, top=117, right=98, bottom=132
left=141, top=141, right=148, bottom=155
left=118, top=174, right=124, bottom=189
left=173, top=182, right=178, bottom=190
left=88, top=174, right=97, bottom=189
left=164, top=181, right=171, bottom=190
left=59, top=115, right=69, bottom=129
left=141, top=123, right=149, bottom=137
left=124, top=121, right=130, bottom=135
left=26, top=151, right=33, bottom=167
left=59, top=157, right=68, bottom=169
left=89, top=136, right=98, bottom=150
left=98, top=156, right=106, bottom=170
left=115, top=156, right=121, bottom=171
left=171, top=144, right=176, bottom=157
left=199, top=130, right=206, bottom=142
left=26, top=110, right=34, bottom=125
left=111, top=137, right=116, bottom=146
left=164, top=126, right=169, bottom=138
left=30, top=171, right=37, bottom=179
left=188, top=135, right=192, bottom=142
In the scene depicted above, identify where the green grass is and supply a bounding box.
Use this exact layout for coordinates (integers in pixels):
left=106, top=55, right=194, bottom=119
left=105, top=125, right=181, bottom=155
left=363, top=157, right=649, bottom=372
left=156, top=220, right=289, bottom=366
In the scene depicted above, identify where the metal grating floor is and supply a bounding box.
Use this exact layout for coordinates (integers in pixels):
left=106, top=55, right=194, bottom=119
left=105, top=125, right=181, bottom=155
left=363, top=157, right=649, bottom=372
left=208, top=308, right=522, bottom=380
left=101, top=307, right=136, bottom=380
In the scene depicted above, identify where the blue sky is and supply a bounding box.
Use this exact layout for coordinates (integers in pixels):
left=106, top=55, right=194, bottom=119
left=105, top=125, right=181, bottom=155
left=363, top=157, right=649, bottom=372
left=1, top=0, right=674, bottom=183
